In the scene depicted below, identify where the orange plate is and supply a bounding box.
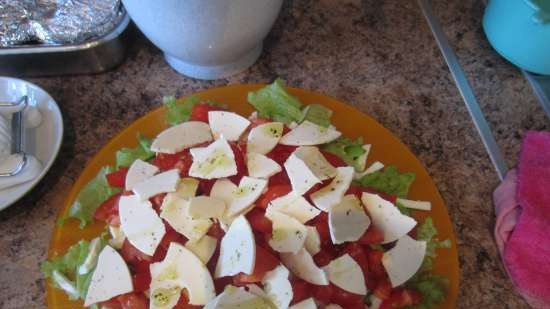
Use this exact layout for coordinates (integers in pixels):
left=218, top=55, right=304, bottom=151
left=46, top=84, right=459, bottom=308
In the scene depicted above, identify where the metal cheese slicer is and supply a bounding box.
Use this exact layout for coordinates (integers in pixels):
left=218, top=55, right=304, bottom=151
left=0, top=96, right=28, bottom=177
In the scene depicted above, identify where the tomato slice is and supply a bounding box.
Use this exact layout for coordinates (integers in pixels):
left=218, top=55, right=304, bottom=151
left=330, top=284, right=365, bottom=307
left=99, top=297, right=123, bottom=309
left=120, top=239, right=152, bottom=265
left=342, top=243, right=369, bottom=275
left=106, top=167, right=129, bottom=188
left=151, top=149, right=193, bottom=175
left=232, top=246, right=279, bottom=283
left=246, top=208, right=272, bottom=234
left=312, top=284, right=334, bottom=305
left=94, top=193, right=122, bottom=226
left=173, top=291, right=202, bottom=309
left=116, top=293, right=148, bottom=309
left=256, top=184, right=292, bottom=209
left=132, top=271, right=151, bottom=293
left=189, top=103, right=225, bottom=123
left=290, top=279, right=311, bottom=305
left=228, top=142, right=247, bottom=184
left=266, top=144, right=297, bottom=166
left=373, top=278, right=392, bottom=300
left=358, top=225, right=385, bottom=245
left=321, top=151, right=347, bottom=167
left=346, top=185, right=397, bottom=204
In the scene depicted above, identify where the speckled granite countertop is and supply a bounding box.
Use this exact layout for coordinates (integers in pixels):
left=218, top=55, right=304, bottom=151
left=1, top=0, right=548, bottom=308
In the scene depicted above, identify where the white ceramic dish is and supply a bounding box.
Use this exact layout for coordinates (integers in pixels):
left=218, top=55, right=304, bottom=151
left=0, top=77, right=63, bottom=210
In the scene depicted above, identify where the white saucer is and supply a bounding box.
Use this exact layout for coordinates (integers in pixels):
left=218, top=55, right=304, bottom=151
left=0, top=77, right=63, bottom=211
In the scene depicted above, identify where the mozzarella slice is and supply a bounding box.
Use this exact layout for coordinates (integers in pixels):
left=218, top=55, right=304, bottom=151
left=246, top=284, right=270, bottom=299
left=125, top=159, right=159, bottom=190
left=108, top=225, right=126, bottom=249
left=185, top=235, right=218, bottom=264
left=224, top=176, right=268, bottom=218
left=132, top=169, right=180, bottom=201
left=247, top=152, right=282, bottom=179
left=325, top=254, right=367, bottom=295
left=119, top=195, right=166, bottom=256
left=151, top=121, right=213, bottom=154
left=150, top=242, right=216, bottom=306
left=160, top=193, right=213, bottom=241
left=280, top=121, right=341, bottom=146
left=187, top=196, right=226, bottom=219
left=354, top=144, right=371, bottom=172
left=290, top=298, right=317, bottom=309
left=280, top=248, right=328, bottom=285
left=215, top=215, right=256, bottom=278
left=204, top=285, right=275, bottom=309
left=208, top=111, right=251, bottom=141
left=247, top=122, right=284, bottom=154
left=293, top=146, right=337, bottom=180
left=329, top=195, right=371, bottom=244
left=396, top=198, right=432, bottom=211
left=361, top=192, right=417, bottom=244
left=83, top=246, right=133, bottom=306
left=325, top=305, right=343, bottom=309
left=267, top=192, right=320, bottom=224
left=266, top=209, right=308, bottom=253
left=173, top=177, right=199, bottom=198
left=310, top=166, right=354, bottom=212
left=304, top=226, right=321, bottom=255
left=210, top=178, right=237, bottom=204
left=354, top=161, right=384, bottom=180
left=382, top=235, right=427, bottom=287
left=189, top=138, right=237, bottom=179
left=262, top=265, right=293, bottom=309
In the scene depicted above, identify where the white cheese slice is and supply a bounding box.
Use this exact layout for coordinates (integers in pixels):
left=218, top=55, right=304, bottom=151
left=382, top=235, right=427, bottom=287
left=267, top=192, right=320, bottom=224
left=354, top=161, right=384, bottom=180
left=262, top=265, right=293, bottom=309
left=396, top=198, right=432, bottom=211
left=280, top=248, right=328, bottom=285
left=325, top=305, right=343, bottom=309
left=215, top=215, right=256, bottom=278
left=310, top=166, right=354, bottom=212
left=160, top=193, right=213, bottom=241
left=210, top=178, right=237, bottom=204
left=280, top=120, right=341, bottom=146
left=246, top=284, right=270, bottom=299
left=125, top=159, right=159, bottom=190
left=293, top=146, right=337, bottom=180
left=204, top=285, right=275, bottom=309
left=304, top=226, right=321, bottom=255
left=150, top=242, right=216, bottom=306
left=266, top=209, right=308, bottom=253
left=185, top=235, right=218, bottom=264
left=189, top=138, right=238, bottom=179
left=284, top=152, right=321, bottom=195
left=225, top=176, right=268, bottom=218
left=247, top=152, right=282, bottom=179
left=208, top=111, right=251, bottom=141
left=108, top=225, right=126, bottom=249
left=328, top=195, right=371, bottom=244
left=173, top=177, right=199, bottom=198
left=132, top=169, right=180, bottom=201
left=354, top=144, right=371, bottom=172
left=187, top=196, right=226, bottom=219
left=247, top=122, right=284, bottom=154
left=119, top=195, right=166, bottom=256
left=361, top=192, right=417, bottom=244
left=290, top=298, right=317, bottom=309
left=151, top=121, right=213, bottom=154
left=325, top=254, right=367, bottom=295
left=84, top=246, right=133, bottom=306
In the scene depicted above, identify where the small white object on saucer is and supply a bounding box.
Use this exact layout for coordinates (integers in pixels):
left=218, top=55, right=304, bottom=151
left=0, top=77, right=63, bottom=210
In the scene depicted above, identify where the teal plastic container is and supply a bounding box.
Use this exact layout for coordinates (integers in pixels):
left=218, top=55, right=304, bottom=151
left=483, top=0, right=550, bottom=75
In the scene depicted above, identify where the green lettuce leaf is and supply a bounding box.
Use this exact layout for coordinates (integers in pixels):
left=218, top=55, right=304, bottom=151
left=65, top=166, right=121, bottom=228
left=323, top=137, right=367, bottom=171
left=247, top=79, right=303, bottom=124
left=164, top=95, right=200, bottom=125
left=416, top=217, right=452, bottom=272
left=405, top=274, right=449, bottom=309
left=115, top=134, right=155, bottom=168
left=300, top=104, right=333, bottom=128
left=354, top=165, right=415, bottom=198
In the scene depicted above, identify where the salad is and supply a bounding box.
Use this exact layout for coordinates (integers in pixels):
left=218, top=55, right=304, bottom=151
left=43, top=80, right=451, bottom=309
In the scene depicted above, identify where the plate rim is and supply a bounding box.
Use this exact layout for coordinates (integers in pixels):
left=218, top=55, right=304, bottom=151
left=46, top=83, right=460, bottom=308
left=0, top=76, right=64, bottom=211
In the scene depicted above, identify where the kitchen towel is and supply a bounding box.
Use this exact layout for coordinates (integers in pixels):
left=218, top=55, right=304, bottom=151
left=494, top=131, right=550, bottom=309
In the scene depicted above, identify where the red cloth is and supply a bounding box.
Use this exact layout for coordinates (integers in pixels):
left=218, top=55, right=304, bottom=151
left=494, top=131, right=550, bottom=309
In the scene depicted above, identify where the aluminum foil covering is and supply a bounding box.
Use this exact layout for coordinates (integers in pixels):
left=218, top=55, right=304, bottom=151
left=0, top=0, right=123, bottom=47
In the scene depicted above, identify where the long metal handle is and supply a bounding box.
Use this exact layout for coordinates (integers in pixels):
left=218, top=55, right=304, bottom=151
left=418, top=0, right=508, bottom=181
left=0, top=96, right=28, bottom=177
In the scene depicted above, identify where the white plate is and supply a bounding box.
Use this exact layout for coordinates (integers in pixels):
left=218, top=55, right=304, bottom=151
left=0, top=77, right=63, bottom=210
